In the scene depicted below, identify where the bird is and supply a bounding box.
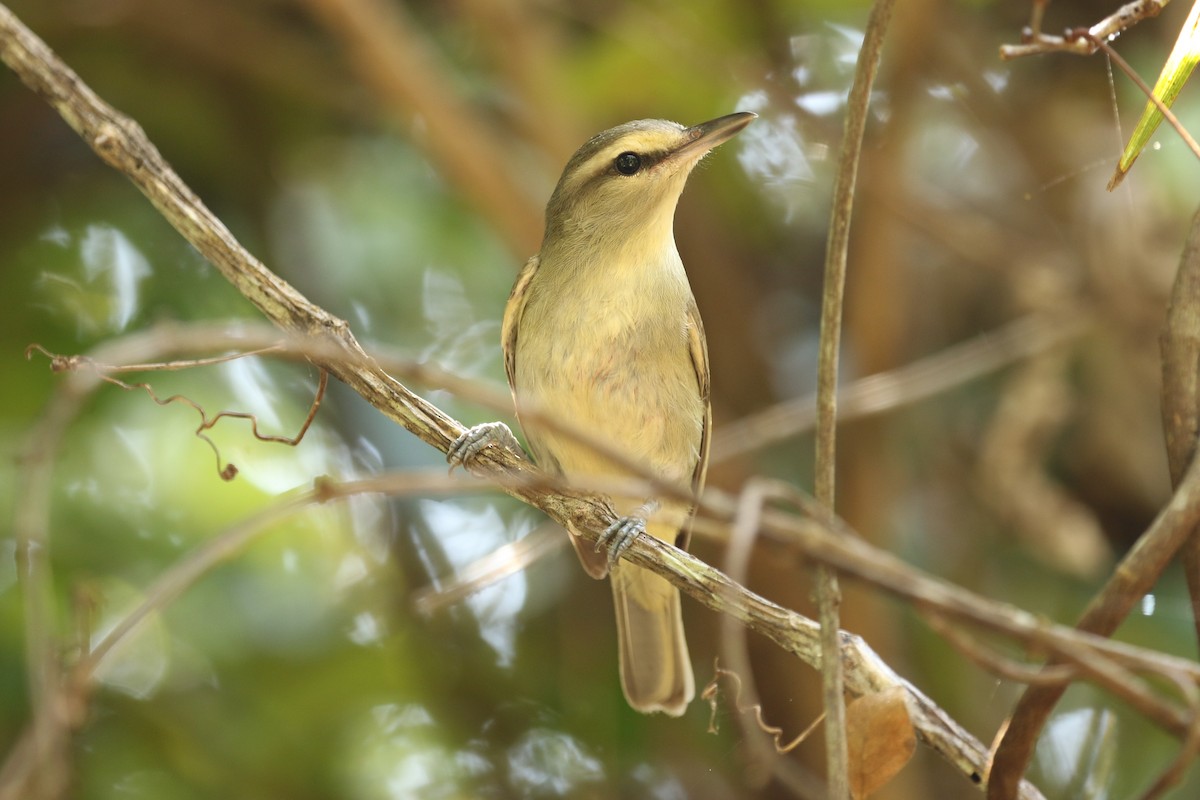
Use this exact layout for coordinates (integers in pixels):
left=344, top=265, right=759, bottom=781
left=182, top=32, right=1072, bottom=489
left=449, top=111, right=755, bottom=715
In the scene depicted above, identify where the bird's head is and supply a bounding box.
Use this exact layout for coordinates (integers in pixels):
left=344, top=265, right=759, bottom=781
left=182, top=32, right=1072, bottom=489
left=542, top=112, right=755, bottom=250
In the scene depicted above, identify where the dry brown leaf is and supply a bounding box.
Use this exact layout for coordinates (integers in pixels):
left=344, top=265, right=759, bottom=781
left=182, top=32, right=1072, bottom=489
left=846, top=687, right=916, bottom=799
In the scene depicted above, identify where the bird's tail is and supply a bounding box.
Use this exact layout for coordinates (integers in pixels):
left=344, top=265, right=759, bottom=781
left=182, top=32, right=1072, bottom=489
left=610, top=560, right=694, bottom=716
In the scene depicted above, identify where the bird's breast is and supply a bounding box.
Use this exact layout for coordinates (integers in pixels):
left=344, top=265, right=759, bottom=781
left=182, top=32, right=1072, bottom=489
left=513, top=258, right=704, bottom=483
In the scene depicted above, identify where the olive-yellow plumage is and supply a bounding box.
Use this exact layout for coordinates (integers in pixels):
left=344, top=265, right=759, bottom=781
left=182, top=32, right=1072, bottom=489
left=451, top=112, right=754, bottom=715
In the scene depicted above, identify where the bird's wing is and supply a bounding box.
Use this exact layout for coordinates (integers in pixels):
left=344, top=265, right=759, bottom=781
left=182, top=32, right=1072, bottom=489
left=504, top=255, right=611, bottom=579
left=679, top=298, right=712, bottom=552
left=502, top=254, right=539, bottom=396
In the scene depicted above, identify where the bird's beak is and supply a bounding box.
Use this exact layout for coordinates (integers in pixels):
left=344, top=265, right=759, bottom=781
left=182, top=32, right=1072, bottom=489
left=666, top=111, right=757, bottom=167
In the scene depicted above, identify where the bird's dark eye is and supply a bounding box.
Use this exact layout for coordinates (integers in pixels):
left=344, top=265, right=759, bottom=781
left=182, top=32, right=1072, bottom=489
left=614, top=152, right=642, bottom=175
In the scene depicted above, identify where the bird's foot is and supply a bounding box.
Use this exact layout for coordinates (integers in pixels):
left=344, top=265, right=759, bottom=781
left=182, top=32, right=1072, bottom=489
left=598, top=516, right=645, bottom=569
left=597, top=500, right=660, bottom=568
left=447, top=421, right=523, bottom=472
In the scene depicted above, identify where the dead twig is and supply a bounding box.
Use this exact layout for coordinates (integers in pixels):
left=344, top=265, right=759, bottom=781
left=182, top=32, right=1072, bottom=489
left=719, top=479, right=825, bottom=793
left=713, top=312, right=1088, bottom=463
left=703, top=664, right=827, bottom=754
left=1066, top=28, right=1200, bottom=187
left=813, top=1, right=897, bottom=792
left=923, top=614, right=1077, bottom=687
left=26, top=344, right=327, bottom=481
left=411, top=522, right=565, bottom=616
left=987, top=442, right=1200, bottom=797
left=999, top=0, right=1171, bottom=60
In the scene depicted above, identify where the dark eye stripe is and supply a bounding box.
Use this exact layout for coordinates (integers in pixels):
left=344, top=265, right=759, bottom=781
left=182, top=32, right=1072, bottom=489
left=565, top=149, right=671, bottom=199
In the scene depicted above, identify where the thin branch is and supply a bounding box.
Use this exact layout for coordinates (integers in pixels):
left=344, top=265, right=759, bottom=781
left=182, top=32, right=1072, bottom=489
left=924, top=614, right=1077, bottom=687
left=411, top=523, right=566, bottom=616
left=1070, top=29, right=1200, bottom=188
left=25, top=340, right=287, bottom=373
left=996, top=3, right=1198, bottom=188
left=1137, top=676, right=1200, bottom=800
left=813, top=0, right=896, bottom=793
left=713, top=311, right=1087, bottom=463
left=704, top=665, right=828, bottom=754
left=998, top=0, right=1171, bottom=60
left=27, top=345, right=327, bottom=481
left=988, top=445, right=1200, bottom=797
left=720, top=479, right=825, bottom=793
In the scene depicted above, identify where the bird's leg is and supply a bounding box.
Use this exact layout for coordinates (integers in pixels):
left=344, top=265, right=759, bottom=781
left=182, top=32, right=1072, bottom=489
left=447, top=421, right=525, bottom=471
left=598, top=499, right=660, bottom=569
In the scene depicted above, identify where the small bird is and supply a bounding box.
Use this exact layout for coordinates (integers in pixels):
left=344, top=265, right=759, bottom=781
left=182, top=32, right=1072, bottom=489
left=450, top=112, right=755, bottom=715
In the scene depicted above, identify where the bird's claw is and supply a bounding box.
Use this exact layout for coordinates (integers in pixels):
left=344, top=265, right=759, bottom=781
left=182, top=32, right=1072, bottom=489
left=447, top=421, right=522, bottom=472
left=597, top=516, right=645, bottom=569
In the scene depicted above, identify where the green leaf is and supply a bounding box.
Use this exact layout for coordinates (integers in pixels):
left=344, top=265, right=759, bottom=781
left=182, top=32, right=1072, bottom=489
left=1111, top=0, right=1200, bottom=188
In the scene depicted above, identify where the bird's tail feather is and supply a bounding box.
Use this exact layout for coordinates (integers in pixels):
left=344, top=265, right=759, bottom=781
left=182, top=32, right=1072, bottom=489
left=611, top=562, right=694, bottom=716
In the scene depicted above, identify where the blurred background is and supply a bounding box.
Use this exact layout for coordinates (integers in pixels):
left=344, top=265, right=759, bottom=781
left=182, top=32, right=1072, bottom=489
left=2, top=0, right=1200, bottom=797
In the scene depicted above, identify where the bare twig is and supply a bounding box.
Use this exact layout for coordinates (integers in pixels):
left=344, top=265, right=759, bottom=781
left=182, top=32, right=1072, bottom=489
left=1134, top=673, right=1200, bottom=800
left=814, top=0, right=896, bottom=793
left=26, top=345, right=327, bottom=481
left=703, top=665, right=827, bottom=754
left=988, top=445, right=1200, bottom=797
left=712, top=311, right=1088, bottom=463
left=1069, top=29, right=1200, bottom=188
left=999, top=0, right=1171, bottom=60
left=411, top=522, right=566, bottom=616
left=924, top=614, right=1077, bottom=687
left=997, top=3, right=1198, bottom=188
left=25, top=340, right=287, bottom=373
left=719, top=480, right=825, bottom=793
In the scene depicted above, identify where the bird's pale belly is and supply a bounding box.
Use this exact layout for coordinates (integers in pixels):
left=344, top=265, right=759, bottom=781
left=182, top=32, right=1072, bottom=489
left=514, top=320, right=703, bottom=489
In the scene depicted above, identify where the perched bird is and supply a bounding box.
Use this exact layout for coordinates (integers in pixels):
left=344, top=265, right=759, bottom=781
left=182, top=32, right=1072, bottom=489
left=450, top=112, right=755, bottom=715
